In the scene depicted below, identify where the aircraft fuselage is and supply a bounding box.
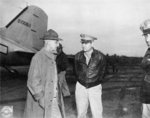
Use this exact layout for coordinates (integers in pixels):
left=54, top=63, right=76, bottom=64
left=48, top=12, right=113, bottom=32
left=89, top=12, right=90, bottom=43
left=0, top=37, right=34, bottom=66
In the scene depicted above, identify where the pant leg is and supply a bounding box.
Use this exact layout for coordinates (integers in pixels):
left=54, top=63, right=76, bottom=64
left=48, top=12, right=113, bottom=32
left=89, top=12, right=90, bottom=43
left=61, top=72, right=70, bottom=97
left=58, top=71, right=70, bottom=97
left=142, top=103, right=150, bottom=118
left=88, top=84, right=103, bottom=118
left=75, top=82, right=89, bottom=118
left=51, top=98, right=62, bottom=118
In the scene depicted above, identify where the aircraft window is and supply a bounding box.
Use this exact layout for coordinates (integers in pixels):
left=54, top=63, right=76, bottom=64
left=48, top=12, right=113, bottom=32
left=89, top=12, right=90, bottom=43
left=0, top=44, right=8, bottom=54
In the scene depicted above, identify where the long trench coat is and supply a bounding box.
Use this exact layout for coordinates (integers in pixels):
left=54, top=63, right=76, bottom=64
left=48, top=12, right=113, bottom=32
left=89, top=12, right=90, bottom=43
left=23, top=48, right=65, bottom=118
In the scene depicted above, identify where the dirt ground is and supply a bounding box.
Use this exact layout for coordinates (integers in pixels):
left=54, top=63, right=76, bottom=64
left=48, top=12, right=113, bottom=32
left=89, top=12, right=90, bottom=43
left=0, top=65, right=144, bottom=118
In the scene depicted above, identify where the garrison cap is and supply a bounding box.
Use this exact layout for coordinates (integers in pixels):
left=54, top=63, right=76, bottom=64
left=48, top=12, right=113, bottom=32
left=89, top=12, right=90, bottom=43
left=140, top=19, right=150, bottom=35
left=42, top=29, right=62, bottom=41
left=80, top=34, right=97, bottom=43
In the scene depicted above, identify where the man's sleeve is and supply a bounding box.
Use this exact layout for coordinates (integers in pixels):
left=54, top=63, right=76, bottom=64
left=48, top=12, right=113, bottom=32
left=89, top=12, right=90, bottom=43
left=101, top=55, right=107, bottom=78
left=62, top=53, right=69, bottom=71
left=74, top=54, right=78, bottom=77
left=98, top=54, right=107, bottom=83
left=27, top=56, right=44, bottom=101
left=141, top=51, right=150, bottom=71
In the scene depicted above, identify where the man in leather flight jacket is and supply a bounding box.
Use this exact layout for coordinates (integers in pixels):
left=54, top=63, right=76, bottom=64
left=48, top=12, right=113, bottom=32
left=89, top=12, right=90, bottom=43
left=140, top=19, right=150, bottom=118
left=75, top=47, right=106, bottom=88
left=75, top=34, right=106, bottom=118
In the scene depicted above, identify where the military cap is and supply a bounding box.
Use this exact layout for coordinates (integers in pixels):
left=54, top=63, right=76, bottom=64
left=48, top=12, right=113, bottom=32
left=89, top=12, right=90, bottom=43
left=140, top=19, right=150, bottom=35
left=80, top=34, right=97, bottom=43
left=42, top=29, right=62, bottom=41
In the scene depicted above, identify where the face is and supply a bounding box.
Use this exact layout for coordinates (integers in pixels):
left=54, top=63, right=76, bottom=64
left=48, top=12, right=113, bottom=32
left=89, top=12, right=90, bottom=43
left=57, top=44, right=62, bottom=54
left=81, top=41, right=93, bottom=52
left=45, top=40, right=59, bottom=53
left=144, top=34, right=150, bottom=47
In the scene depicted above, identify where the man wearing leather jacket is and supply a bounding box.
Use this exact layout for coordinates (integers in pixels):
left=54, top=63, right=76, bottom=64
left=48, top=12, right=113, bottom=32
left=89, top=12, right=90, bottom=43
left=75, top=34, right=106, bottom=118
left=140, top=19, right=150, bottom=118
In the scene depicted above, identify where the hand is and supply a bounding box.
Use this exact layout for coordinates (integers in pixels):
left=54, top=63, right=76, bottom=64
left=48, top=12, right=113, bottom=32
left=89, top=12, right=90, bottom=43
left=38, top=98, right=45, bottom=109
left=147, top=58, right=150, bottom=61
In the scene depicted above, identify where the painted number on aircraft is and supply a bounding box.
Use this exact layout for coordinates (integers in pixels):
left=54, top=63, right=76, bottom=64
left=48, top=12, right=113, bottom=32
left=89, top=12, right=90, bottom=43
left=18, top=19, right=31, bottom=28
left=0, top=44, right=8, bottom=54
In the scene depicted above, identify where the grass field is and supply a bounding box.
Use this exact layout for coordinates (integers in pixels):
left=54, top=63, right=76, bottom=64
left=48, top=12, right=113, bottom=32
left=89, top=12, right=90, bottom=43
left=0, top=65, right=144, bottom=118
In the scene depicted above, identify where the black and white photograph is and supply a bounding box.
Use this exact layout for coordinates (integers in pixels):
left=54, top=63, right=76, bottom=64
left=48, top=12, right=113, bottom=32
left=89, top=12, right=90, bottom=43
left=0, top=0, right=150, bottom=118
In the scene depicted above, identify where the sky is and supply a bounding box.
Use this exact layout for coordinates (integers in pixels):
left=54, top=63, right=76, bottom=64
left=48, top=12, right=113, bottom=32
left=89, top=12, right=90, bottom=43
left=1, top=0, right=150, bottom=57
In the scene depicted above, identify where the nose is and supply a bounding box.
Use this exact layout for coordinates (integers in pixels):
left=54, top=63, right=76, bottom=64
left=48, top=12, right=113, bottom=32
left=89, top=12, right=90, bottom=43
left=147, top=37, right=150, bottom=42
left=82, top=43, right=87, bottom=46
left=57, top=43, right=59, bottom=47
left=57, top=41, right=60, bottom=46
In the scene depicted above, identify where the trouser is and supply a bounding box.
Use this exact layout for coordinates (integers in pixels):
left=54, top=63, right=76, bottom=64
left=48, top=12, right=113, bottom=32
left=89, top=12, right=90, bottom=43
left=142, top=104, right=150, bottom=118
left=51, top=98, right=62, bottom=118
left=58, top=71, right=70, bottom=97
left=75, top=82, right=103, bottom=118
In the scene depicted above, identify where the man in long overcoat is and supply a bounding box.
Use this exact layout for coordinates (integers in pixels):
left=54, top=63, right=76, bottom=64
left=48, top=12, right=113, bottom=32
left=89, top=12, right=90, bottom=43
left=23, top=29, right=65, bottom=118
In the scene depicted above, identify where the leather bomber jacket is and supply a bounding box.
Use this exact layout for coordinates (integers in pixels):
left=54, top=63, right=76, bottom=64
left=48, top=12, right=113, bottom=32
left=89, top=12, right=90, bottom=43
left=141, top=48, right=150, bottom=82
left=75, top=48, right=106, bottom=88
